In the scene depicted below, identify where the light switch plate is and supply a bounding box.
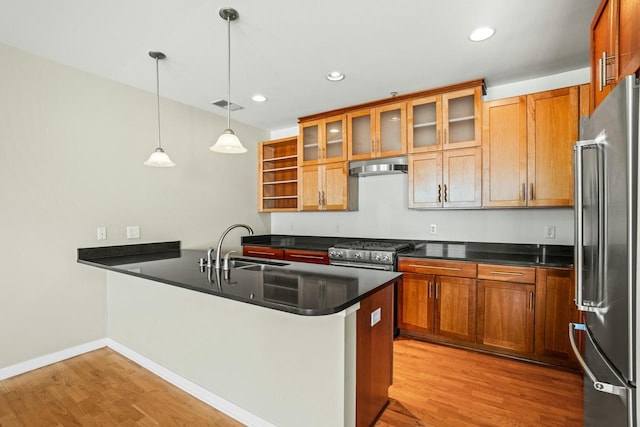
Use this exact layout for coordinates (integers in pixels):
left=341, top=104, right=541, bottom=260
left=127, top=225, right=140, bottom=239
left=371, top=307, right=381, bottom=326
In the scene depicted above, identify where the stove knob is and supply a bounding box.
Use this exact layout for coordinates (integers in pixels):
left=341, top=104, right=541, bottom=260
left=382, top=255, right=390, bottom=262
left=374, top=254, right=381, bottom=261
left=354, top=252, right=362, bottom=259
left=329, top=250, right=336, bottom=257
left=336, top=251, right=343, bottom=258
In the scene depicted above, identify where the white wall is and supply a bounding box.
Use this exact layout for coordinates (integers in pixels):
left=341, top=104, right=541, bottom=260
left=270, top=69, right=588, bottom=245
left=272, top=174, right=574, bottom=244
left=0, top=42, right=269, bottom=369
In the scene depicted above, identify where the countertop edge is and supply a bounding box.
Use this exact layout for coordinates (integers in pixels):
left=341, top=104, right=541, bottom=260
left=78, top=255, right=401, bottom=317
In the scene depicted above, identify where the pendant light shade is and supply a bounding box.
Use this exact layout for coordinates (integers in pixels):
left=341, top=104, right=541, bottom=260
left=145, top=147, right=175, bottom=167
left=145, top=51, right=176, bottom=167
left=210, top=7, right=247, bottom=154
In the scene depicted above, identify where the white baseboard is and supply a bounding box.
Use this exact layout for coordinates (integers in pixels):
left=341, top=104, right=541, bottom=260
left=106, top=339, right=275, bottom=427
left=0, top=338, right=275, bottom=427
left=0, top=338, right=108, bottom=381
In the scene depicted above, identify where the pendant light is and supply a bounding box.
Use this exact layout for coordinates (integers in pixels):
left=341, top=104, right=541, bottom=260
left=144, top=51, right=176, bottom=167
left=209, top=7, right=247, bottom=154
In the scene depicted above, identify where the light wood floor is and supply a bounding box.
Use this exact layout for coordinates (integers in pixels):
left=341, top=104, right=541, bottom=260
left=0, top=340, right=583, bottom=426
left=377, top=338, right=583, bottom=427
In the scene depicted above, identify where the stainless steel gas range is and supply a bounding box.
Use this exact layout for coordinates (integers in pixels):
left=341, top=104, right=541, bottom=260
left=328, top=241, right=414, bottom=271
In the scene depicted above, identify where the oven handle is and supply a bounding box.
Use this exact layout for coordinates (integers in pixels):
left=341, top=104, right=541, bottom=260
left=330, top=261, right=393, bottom=271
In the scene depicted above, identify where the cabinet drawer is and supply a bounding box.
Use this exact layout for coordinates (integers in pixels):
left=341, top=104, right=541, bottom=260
left=242, top=246, right=284, bottom=259
left=478, top=264, right=536, bottom=284
left=398, top=258, right=477, bottom=278
left=284, top=249, right=329, bottom=264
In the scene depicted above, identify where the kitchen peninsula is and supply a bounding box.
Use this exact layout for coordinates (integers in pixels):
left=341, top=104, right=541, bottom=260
left=78, top=241, right=400, bottom=427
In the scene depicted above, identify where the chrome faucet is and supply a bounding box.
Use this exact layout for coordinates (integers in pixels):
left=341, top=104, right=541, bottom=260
left=211, top=224, right=254, bottom=270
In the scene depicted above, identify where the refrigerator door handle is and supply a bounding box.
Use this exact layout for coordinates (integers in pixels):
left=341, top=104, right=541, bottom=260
left=569, top=323, right=627, bottom=396
left=574, top=140, right=600, bottom=312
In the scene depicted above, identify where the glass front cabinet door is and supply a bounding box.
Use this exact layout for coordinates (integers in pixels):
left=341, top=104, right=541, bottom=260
left=299, top=115, right=347, bottom=166
left=348, top=102, right=406, bottom=160
left=408, top=86, right=482, bottom=153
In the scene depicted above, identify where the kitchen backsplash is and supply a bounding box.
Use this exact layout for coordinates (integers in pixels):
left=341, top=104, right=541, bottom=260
left=271, top=174, right=574, bottom=245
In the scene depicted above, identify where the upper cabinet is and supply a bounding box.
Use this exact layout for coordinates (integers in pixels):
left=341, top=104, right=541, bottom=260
left=347, top=102, right=407, bottom=160
left=298, top=114, right=347, bottom=166
left=482, top=86, right=582, bottom=208
left=590, top=0, right=640, bottom=111
left=408, top=86, right=483, bottom=153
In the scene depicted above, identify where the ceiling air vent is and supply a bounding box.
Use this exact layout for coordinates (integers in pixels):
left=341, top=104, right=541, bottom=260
left=210, top=99, right=244, bottom=111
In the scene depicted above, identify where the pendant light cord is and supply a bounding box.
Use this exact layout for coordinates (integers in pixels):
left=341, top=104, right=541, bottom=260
left=155, top=56, right=162, bottom=149
left=226, top=13, right=231, bottom=130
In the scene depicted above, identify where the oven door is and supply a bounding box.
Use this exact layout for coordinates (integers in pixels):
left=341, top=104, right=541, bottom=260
left=329, top=260, right=395, bottom=271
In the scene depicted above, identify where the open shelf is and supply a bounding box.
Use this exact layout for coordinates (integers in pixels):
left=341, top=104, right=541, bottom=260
left=260, top=137, right=299, bottom=212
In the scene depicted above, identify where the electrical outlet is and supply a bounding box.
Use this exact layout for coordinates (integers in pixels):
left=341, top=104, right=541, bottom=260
left=127, top=225, right=140, bottom=239
left=97, top=227, right=107, bottom=240
left=371, top=308, right=381, bottom=326
left=430, top=224, right=437, bottom=235
left=545, top=225, right=556, bottom=239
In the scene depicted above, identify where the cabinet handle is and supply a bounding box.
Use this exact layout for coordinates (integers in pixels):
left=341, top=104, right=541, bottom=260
left=488, top=270, right=524, bottom=276
left=529, top=291, right=534, bottom=311
left=318, top=191, right=321, bottom=207
left=408, top=264, right=462, bottom=272
left=600, top=51, right=616, bottom=92
left=437, top=184, right=442, bottom=203
left=598, top=56, right=604, bottom=93
left=444, top=184, right=448, bottom=202
left=322, top=191, right=326, bottom=207
left=435, top=282, right=439, bottom=300
left=529, top=183, right=534, bottom=201
left=521, top=183, right=526, bottom=201
left=428, top=281, right=433, bottom=298
left=289, top=254, right=325, bottom=260
left=247, top=250, right=276, bottom=256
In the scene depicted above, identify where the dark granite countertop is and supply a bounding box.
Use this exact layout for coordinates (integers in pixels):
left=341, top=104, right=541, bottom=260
left=77, top=242, right=401, bottom=316
left=400, top=241, right=574, bottom=268
left=242, top=235, right=574, bottom=268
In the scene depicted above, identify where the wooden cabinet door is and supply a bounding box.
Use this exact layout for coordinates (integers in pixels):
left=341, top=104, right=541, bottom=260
left=397, top=273, right=434, bottom=334
left=376, top=102, right=407, bottom=157
left=408, top=95, right=442, bottom=153
left=618, top=0, right=640, bottom=78
left=482, top=96, right=528, bottom=207
left=591, top=0, right=617, bottom=111
left=434, top=276, right=476, bottom=342
left=526, top=87, right=578, bottom=207
left=408, top=152, right=443, bottom=208
left=323, top=162, right=349, bottom=210
left=348, top=109, right=375, bottom=160
left=535, top=268, right=580, bottom=361
left=442, top=147, right=482, bottom=208
left=300, top=165, right=321, bottom=211
left=283, top=249, right=329, bottom=264
left=356, top=283, right=394, bottom=427
left=477, top=280, right=535, bottom=353
left=442, top=87, right=482, bottom=150
left=242, top=246, right=284, bottom=259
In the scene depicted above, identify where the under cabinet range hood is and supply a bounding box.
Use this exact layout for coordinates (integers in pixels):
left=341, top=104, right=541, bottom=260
left=349, top=156, right=408, bottom=177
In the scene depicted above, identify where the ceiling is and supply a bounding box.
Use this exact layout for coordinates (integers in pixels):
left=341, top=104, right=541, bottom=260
left=0, top=0, right=599, bottom=132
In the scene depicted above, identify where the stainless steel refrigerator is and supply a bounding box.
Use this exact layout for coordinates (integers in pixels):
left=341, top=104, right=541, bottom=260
left=571, top=75, right=638, bottom=426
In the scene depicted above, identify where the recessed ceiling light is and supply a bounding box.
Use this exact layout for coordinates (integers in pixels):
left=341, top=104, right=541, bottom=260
left=326, top=71, right=345, bottom=82
left=252, top=94, right=267, bottom=102
left=469, top=27, right=495, bottom=42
